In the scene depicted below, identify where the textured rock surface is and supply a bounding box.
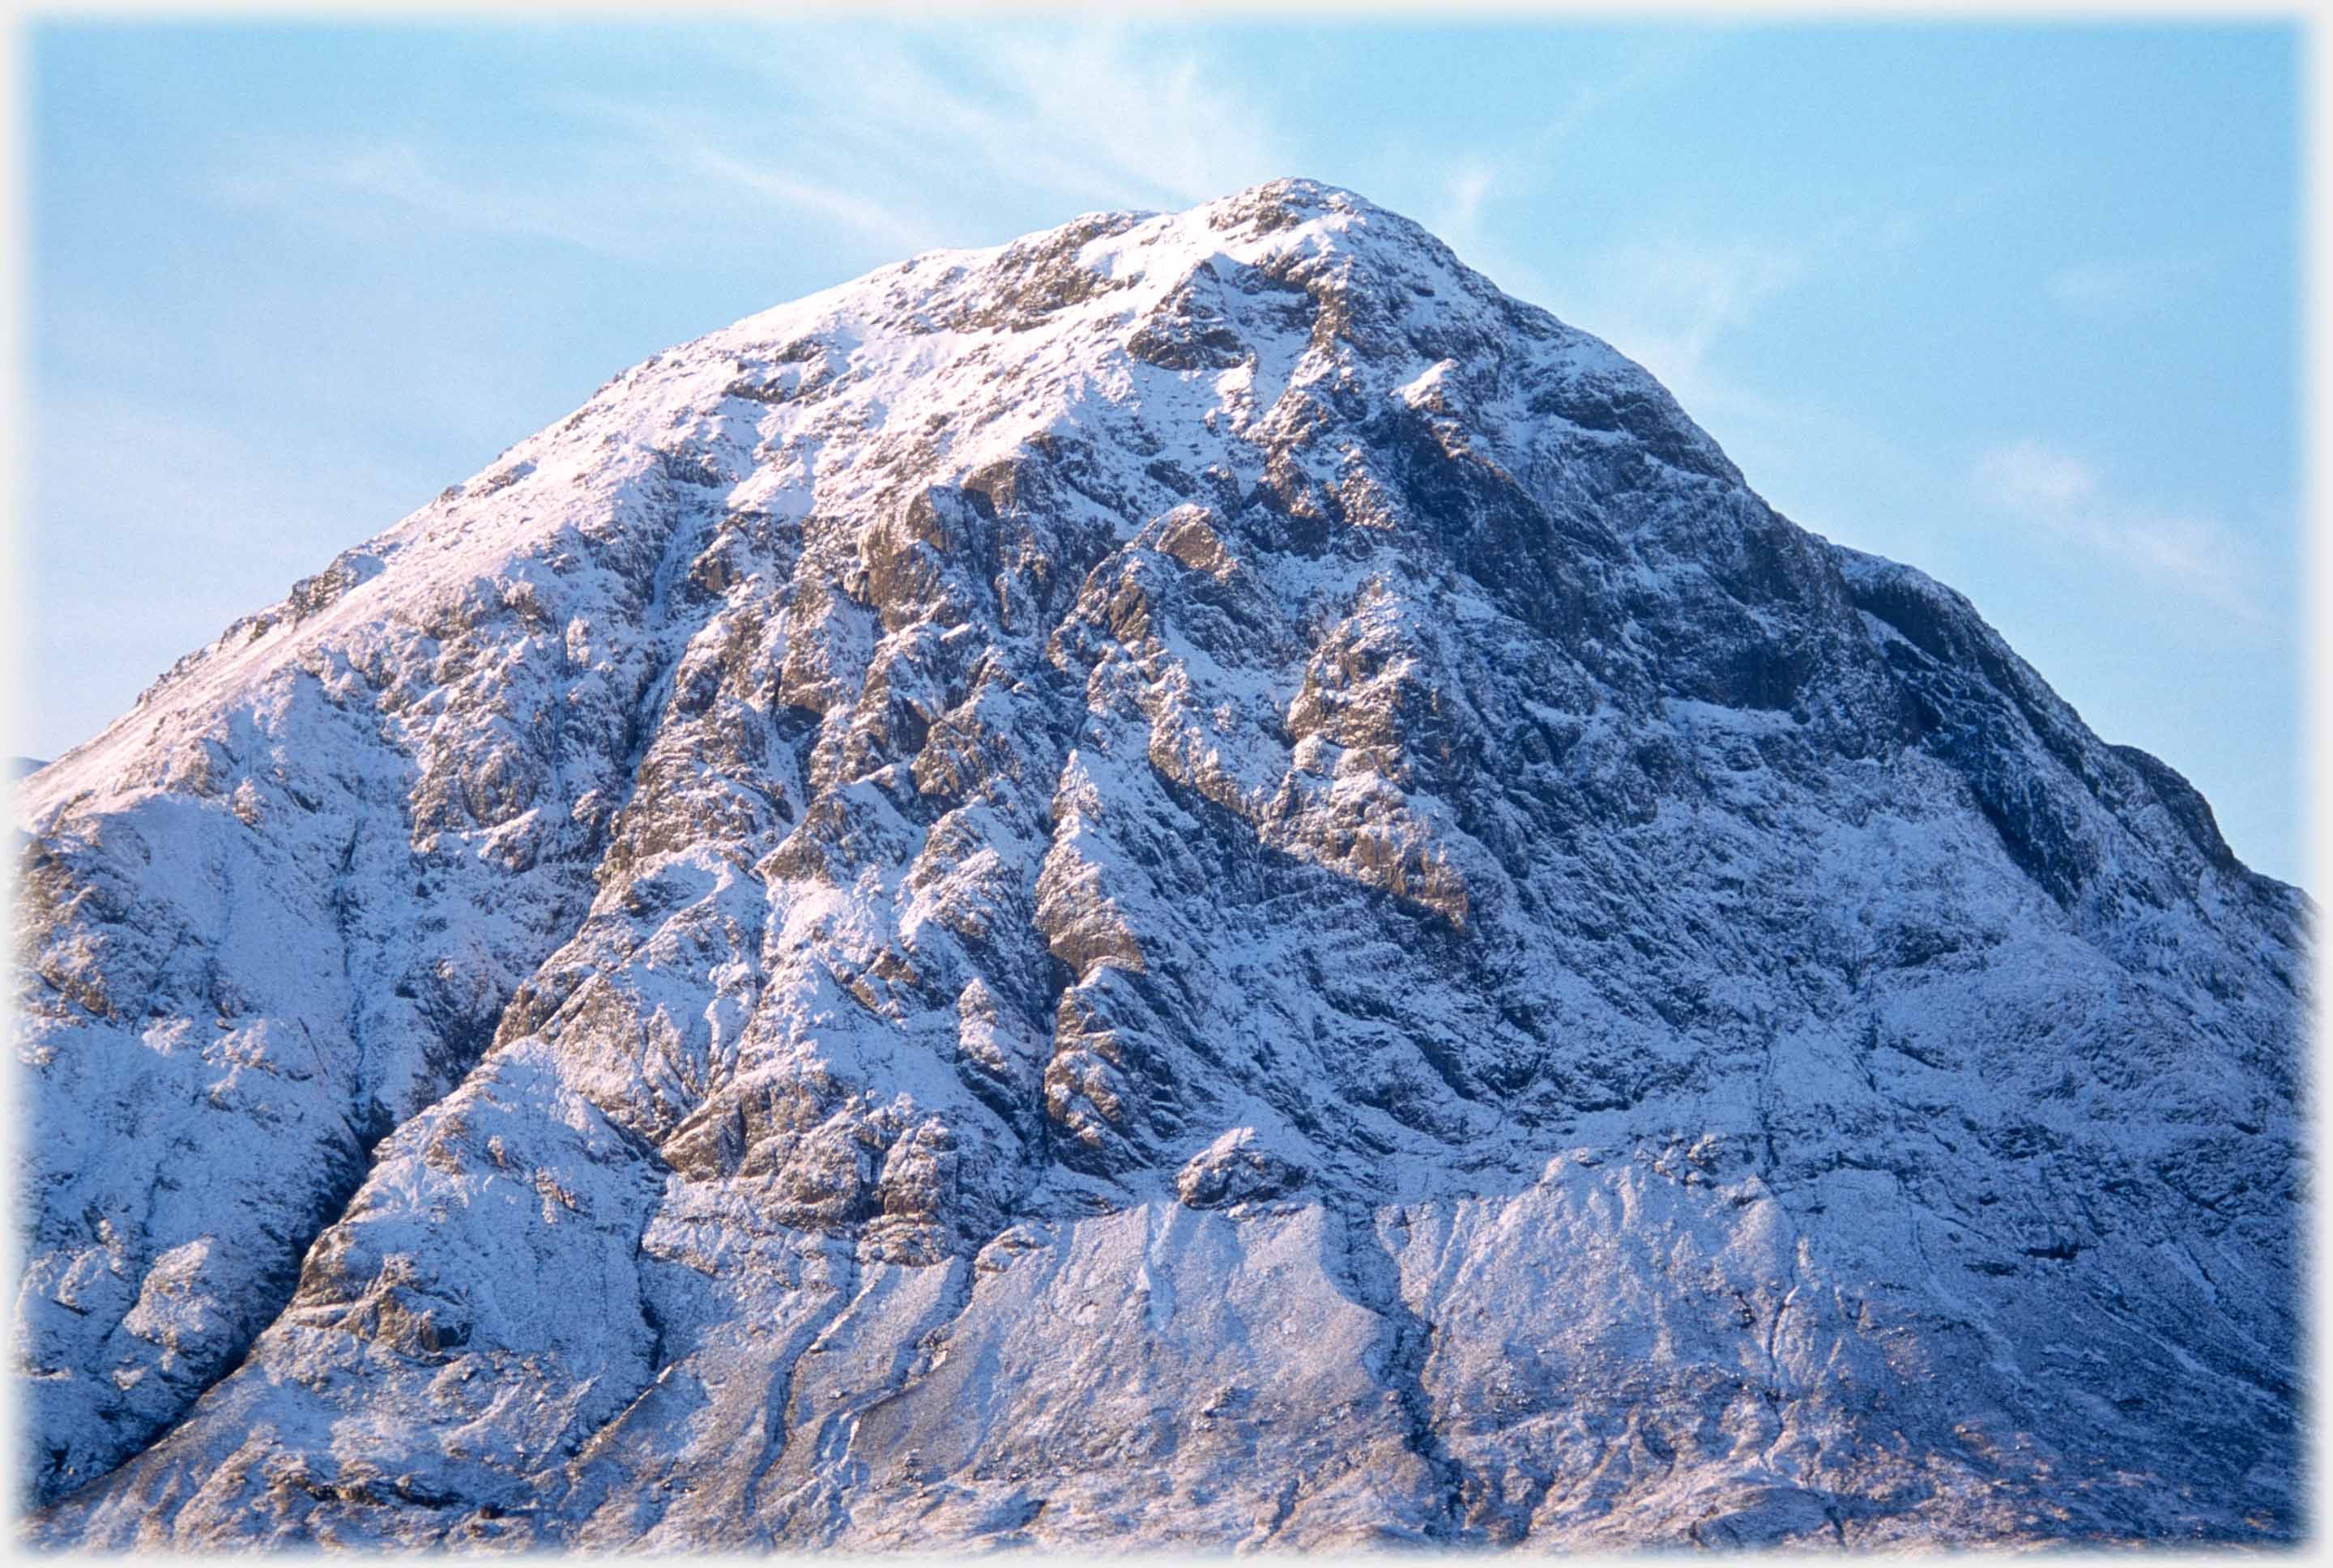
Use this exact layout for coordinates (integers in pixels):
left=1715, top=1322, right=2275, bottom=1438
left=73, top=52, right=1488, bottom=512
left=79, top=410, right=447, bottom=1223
left=14, top=179, right=2305, bottom=1549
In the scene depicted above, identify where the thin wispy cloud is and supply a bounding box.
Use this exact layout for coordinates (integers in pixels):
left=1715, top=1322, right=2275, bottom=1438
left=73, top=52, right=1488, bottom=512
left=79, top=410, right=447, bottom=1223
left=970, top=28, right=1287, bottom=207
left=214, top=24, right=1293, bottom=280
left=1444, top=163, right=1495, bottom=235
left=1580, top=237, right=1806, bottom=404
left=589, top=23, right=1290, bottom=245
left=1542, top=201, right=1930, bottom=428
left=1427, top=29, right=1730, bottom=271
left=2047, top=254, right=2209, bottom=315
left=677, top=145, right=942, bottom=257
left=214, top=140, right=647, bottom=259
left=1973, top=439, right=2265, bottom=626
left=606, top=117, right=942, bottom=256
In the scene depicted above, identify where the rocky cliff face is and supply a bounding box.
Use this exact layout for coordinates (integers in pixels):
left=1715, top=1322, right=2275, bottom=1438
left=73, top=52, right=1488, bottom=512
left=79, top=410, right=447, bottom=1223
left=13, top=179, right=2305, bottom=1549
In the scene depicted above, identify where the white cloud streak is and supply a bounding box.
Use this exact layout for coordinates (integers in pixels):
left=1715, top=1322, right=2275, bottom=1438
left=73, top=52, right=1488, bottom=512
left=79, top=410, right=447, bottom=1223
left=1577, top=238, right=1806, bottom=406
left=215, top=23, right=1294, bottom=275
left=2047, top=254, right=2209, bottom=315
left=1973, top=439, right=2265, bottom=625
left=214, top=140, right=649, bottom=259
left=1430, top=30, right=1731, bottom=230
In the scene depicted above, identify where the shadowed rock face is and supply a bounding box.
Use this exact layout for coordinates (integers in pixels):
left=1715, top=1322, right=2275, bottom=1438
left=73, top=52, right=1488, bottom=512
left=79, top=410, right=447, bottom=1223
left=14, top=178, right=2305, bottom=1550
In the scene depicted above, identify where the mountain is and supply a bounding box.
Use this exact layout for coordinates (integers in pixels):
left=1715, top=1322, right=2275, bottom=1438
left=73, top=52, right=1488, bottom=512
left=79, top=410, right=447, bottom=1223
left=13, top=179, right=2304, bottom=1550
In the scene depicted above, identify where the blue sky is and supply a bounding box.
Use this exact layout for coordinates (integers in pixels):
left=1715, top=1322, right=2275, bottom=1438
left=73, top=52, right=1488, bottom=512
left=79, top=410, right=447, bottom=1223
left=23, top=19, right=2305, bottom=882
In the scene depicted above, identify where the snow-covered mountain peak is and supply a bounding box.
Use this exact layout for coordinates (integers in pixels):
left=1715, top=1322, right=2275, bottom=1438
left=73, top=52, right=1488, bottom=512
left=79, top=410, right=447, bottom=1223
left=15, top=181, right=2302, bottom=1549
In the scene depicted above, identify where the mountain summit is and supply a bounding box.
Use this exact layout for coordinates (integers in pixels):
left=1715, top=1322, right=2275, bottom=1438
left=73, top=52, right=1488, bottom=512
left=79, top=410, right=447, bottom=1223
left=15, top=179, right=2304, bottom=1549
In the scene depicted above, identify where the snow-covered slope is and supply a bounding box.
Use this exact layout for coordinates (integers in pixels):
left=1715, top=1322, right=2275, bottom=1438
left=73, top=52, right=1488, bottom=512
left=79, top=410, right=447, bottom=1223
left=14, top=179, right=2305, bottom=1549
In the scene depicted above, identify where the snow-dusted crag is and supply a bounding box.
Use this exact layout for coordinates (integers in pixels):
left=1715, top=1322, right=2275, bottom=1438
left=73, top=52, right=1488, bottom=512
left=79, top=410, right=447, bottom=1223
left=15, top=180, right=2305, bottom=1549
